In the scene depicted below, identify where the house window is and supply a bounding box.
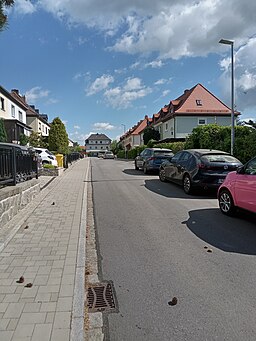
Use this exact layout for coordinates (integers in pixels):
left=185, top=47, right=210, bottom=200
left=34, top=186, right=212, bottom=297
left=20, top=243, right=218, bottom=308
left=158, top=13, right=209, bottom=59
left=196, top=99, right=202, bottom=106
left=100, top=141, right=102, bottom=144
left=18, top=111, right=23, bottom=122
left=96, top=141, right=98, bottom=144
left=0, top=97, right=5, bottom=110
left=39, top=122, right=41, bottom=130
left=165, top=123, right=168, bottom=131
left=42, top=125, right=44, bottom=132
left=198, top=118, right=206, bottom=125
left=11, top=105, right=15, bottom=118
left=45, top=127, right=47, bottom=134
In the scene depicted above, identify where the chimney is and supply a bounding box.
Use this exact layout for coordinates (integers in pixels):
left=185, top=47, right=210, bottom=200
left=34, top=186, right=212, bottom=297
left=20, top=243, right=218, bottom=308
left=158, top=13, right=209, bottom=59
left=35, top=109, right=39, bottom=114
left=11, top=89, right=19, bottom=95
left=184, top=89, right=189, bottom=94
left=30, top=105, right=35, bottom=110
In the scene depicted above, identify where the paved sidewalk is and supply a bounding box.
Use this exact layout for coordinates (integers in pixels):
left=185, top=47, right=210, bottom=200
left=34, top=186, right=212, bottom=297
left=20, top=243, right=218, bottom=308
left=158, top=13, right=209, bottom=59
left=0, top=158, right=89, bottom=341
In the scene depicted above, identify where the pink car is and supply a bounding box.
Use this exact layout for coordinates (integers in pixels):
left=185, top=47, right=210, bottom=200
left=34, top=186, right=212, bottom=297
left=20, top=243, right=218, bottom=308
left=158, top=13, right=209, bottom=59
left=218, top=156, right=256, bottom=216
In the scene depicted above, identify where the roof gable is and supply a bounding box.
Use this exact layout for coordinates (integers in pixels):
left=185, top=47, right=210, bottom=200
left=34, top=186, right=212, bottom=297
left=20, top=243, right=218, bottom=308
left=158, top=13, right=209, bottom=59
left=88, top=133, right=111, bottom=141
left=176, top=83, right=231, bottom=114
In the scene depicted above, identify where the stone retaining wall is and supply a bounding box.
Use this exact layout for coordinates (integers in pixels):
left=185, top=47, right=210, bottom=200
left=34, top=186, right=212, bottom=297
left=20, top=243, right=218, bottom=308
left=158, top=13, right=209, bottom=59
left=0, top=179, right=40, bottom=228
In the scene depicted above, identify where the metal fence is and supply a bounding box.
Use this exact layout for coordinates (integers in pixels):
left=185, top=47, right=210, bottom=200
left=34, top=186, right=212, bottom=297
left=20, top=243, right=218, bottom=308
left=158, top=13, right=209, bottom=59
left=64, top=152, right=82, bottom=168
left=0, top=143, right=38, bottom=186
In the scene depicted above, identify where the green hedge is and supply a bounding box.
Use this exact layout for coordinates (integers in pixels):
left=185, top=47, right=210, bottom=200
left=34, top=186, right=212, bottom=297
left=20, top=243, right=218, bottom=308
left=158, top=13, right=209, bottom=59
left=184, top=124, right=256, bottom=164
left=116, top=124, right=256, bottom=164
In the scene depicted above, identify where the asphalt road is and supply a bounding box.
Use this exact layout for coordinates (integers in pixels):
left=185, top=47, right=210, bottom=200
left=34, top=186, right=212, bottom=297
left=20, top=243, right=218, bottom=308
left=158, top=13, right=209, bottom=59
left=91, top=157, right=256, bottom=341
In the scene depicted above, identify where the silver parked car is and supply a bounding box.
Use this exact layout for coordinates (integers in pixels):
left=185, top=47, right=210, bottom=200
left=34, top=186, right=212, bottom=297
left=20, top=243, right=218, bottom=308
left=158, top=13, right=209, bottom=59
left=103, top=151, right=115, bottom=159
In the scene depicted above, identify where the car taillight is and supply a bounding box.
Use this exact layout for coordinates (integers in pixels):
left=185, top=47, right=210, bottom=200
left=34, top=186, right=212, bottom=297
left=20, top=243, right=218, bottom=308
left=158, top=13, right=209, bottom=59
left=197, top=163, right=205, bottom=169
left=148, top=157, right=156, bottom=161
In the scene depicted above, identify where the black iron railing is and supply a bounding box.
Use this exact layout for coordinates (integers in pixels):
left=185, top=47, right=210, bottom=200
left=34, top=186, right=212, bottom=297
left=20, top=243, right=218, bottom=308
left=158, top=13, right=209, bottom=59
left=0, top=143, right=38, bottom=186
left=64, top=152, right=82, bottom=168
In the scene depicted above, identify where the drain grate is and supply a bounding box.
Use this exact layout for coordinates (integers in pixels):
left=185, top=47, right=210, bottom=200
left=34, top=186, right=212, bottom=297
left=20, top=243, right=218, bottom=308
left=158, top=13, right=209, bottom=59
left=87, top=282, right=116, bottom=313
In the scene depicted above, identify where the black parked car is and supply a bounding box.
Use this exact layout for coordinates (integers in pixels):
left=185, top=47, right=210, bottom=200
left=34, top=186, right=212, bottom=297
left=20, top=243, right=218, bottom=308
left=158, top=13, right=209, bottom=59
left=135, top=148, right=174, bottom=174
left=159, top=149, right=242, bottom=194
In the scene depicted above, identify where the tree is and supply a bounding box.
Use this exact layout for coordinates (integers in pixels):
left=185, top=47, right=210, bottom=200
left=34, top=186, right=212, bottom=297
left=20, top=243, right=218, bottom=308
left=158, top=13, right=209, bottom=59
left=143, top=126, right=160, bottom=145
left=19, top=133, right=29, bottom=146
left=0, top=0, right=14, bottom=31
left=28, top=131, right=43, bottom=147
left=48, top=117, right=69, bottom=153
left=0, top=118, right=7, bottom=142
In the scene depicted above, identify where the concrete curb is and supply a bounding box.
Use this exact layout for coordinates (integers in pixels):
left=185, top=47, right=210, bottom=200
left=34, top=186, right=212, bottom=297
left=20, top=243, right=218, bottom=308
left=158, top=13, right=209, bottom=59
left=70, top=161, right=89, bottom=341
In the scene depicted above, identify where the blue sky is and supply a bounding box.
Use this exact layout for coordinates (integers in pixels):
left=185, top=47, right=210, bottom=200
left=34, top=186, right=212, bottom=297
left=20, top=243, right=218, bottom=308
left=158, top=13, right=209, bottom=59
left=1, top=0, right=256, bottom=144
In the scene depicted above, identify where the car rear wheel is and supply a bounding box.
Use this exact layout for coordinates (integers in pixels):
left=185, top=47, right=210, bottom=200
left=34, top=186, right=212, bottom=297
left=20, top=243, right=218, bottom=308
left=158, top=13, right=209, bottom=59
left=135, top=161, right=139, bottom=170
left=218, top=189, right=236, bottom=216
left=159, top=169, right=167, bottom=182
left=183, top=174, right=192, bottom=194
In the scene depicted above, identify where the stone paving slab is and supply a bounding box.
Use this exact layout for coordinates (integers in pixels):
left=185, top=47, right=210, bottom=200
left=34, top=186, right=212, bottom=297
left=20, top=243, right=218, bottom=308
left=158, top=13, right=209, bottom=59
left=0, top=158, right=89, bottom=341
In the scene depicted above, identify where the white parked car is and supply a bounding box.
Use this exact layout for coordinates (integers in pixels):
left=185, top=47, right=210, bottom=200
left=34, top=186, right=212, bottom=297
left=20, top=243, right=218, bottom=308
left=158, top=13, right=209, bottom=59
left=35, top=148, right=58, bottom=167
left=103, top=151, right=115, bottom=159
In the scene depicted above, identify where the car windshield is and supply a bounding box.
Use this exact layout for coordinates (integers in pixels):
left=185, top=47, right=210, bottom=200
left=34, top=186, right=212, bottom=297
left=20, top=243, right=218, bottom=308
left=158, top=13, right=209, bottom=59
left=46, top=150, right=53, bottom=155
left=201, top=154, right=240, bottom=163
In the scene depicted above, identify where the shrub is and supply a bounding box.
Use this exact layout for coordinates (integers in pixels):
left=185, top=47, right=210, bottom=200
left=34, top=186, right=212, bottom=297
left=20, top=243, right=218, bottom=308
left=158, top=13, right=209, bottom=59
left=43, top=164, right=56, bottom=169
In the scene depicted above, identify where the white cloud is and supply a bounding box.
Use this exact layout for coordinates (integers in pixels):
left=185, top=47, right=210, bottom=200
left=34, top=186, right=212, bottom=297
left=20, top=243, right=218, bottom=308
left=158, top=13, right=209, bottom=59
left=93, top=123, right=115, bottom=131
left=104, top=77, right=152, bottom=109
left=86, top=74, right=114, bottom=96
left=15, top=0, right=36, bottom=14
left=162, top=90, right=170, bottom=97
left=74, top=125, right=80, bottom=129
left=145, top=60, right=164, bottom=68
left=219, top=37, right=256, bottom=112
left=25, top=86, right=50, bottom=102
left=155, top=79, right=166, bottom=85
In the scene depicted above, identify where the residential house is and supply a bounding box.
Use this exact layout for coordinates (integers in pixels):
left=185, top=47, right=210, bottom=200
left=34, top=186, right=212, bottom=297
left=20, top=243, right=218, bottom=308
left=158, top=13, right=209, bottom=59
left=85, top=133, right=111, bottom=156
left=153, top=83, right=239, bottom=141
left=68, top=138, right=74, bottom=147
left=11, top=90, right=51, bottom=137
left=120, top=116, right=152, bottom=150
left=0, top=85, right=32, bottom=143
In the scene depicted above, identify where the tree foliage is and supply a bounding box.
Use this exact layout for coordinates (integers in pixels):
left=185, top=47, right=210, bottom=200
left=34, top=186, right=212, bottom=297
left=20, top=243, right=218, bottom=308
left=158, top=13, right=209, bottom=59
left=0, top=118, right=7, bottom=142
left=143, top=126, right=160, bottom=145
left=19, top=133, right=29, bottom=146
left=48, top=117, right=69, bottom=153
left=0, top=0, right=14, bottom=31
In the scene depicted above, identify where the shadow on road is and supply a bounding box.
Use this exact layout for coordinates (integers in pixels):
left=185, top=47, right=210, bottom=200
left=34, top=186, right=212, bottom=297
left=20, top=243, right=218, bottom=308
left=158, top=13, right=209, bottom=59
left=144, top=179, right=217, bottom=199
left=183, top=208, right=256, bottom=255
left=122, top=169, right=157, bottom=176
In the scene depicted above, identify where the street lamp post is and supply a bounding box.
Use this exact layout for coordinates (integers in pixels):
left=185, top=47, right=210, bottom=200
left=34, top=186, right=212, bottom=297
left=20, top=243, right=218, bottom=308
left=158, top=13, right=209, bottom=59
left=219, top=38, right=235, bottom=155
left=121, top=124, right=127, bottom=159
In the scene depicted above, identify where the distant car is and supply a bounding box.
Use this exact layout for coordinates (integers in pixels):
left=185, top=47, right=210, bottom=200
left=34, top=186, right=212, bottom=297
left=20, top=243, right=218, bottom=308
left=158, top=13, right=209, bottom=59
left=98, top=152, right=104, bottom=158
left=159, top=149, right=242, bottom=194
left=135, top=148, right=174, bottom=174
left=218, top=156, right=256, bottom=216
left=35, top=148, right=58, bottom=167
left=103, top=151, right=115, bottom=159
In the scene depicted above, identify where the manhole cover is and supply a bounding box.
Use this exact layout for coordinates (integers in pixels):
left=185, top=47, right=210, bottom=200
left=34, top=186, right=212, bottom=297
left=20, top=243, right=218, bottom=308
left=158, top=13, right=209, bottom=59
left=87, top=282, right=117, bottom=313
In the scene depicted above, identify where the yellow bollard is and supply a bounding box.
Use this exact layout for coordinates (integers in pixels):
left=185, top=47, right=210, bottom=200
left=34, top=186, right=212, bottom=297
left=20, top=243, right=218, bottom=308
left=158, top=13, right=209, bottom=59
left=55, top=154, right=64, bottom=168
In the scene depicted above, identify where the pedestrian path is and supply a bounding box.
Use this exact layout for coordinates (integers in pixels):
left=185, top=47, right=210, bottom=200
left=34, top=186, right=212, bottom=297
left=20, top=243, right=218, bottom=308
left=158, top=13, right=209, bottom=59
left=0, top=158, right=89, bottom=341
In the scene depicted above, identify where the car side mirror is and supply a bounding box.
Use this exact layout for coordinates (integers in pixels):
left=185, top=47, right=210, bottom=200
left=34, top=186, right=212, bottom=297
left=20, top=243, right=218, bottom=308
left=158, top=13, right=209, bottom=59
left=237, top=166, right=245, bottom=174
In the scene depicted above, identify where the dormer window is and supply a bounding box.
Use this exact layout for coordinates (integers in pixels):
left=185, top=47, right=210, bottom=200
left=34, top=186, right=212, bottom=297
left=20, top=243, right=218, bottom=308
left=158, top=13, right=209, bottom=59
left=196, top=99, right=202, bottom=106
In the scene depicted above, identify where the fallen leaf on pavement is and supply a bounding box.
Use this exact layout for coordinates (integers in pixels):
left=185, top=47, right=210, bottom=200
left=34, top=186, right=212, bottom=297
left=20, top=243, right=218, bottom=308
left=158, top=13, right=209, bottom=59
left=25, top=283, right=33, bottom=288
left=168, top=297, right=178, bottom=306
left=16, top=276, right=24, bottom=283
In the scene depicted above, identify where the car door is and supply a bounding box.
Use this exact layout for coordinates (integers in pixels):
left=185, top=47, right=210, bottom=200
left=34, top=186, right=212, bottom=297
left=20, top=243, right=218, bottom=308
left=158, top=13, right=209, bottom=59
left=234, top=157, right=256, bottom=212
left=165, top=151, right=184, bottom=181
left=176, top=152, right=192, bottom=184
